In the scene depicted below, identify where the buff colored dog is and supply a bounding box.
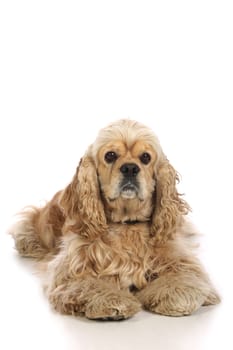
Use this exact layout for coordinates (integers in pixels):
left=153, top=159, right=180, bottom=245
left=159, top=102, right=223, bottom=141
left=10, top=119, right=220, bottom=320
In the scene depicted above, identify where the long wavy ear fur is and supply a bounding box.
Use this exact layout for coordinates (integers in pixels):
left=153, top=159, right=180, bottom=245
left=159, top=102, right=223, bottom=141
left=59, top=153, right=107, bottom=239
left=151, top=157, right=190, bottom=243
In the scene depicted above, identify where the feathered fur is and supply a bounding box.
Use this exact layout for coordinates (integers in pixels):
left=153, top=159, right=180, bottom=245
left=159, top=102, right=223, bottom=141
left=10, top=119, right=220, bottom=319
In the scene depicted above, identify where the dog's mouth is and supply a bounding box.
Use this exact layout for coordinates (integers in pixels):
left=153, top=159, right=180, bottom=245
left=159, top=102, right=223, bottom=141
left=120, top=181, right=139, bottom=199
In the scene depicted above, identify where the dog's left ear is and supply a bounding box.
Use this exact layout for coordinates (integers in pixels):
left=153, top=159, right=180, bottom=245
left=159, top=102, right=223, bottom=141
left=59, top=152, right=107, bottom=239
left=150, top=157, right=190, bottom=243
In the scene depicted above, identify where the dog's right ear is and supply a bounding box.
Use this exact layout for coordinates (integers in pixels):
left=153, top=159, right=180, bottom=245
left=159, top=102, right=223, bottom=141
left=59, top=154, right=107, bottom=239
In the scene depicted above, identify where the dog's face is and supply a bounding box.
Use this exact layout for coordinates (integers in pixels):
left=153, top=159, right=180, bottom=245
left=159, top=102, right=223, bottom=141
left=97, top=140, right=157, bottom=202
left=88, top=120, right=163, bottom=223
left=60, top=119, right=189, bottom=240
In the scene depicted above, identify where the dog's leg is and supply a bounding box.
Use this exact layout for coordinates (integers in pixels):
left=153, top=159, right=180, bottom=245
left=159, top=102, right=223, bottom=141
left=47, top=278, right=141, bottom=320
left=137, top=272, right=220, bottom=316
left=10, top=207, right=50, bottom=259
left=137, top=241, right=220, bottom=316
left=10, top=192, right=65, bottom=259
left=43, top=233, right=141, bottom=320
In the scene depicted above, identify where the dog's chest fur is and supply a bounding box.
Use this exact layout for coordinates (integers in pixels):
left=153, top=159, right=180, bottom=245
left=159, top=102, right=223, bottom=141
left=86, top=222, right=154, bottom=289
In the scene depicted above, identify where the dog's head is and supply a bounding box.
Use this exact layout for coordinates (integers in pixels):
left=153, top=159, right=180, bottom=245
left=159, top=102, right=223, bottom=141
left=60, top=120, right=189, bottom=242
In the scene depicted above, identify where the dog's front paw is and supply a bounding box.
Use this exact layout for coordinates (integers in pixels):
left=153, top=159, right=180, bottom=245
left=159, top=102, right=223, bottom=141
left=137, top=275, right=219, bottom=316
left=145, top=287, right=204, bottom=316
left=85, top=291, right=141, bottom=320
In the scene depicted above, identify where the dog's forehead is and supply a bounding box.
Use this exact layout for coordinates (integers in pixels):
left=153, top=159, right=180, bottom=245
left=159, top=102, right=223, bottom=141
left=90, top=119, right=163, bottom=161
left=99, top=139, right=153, bottom=155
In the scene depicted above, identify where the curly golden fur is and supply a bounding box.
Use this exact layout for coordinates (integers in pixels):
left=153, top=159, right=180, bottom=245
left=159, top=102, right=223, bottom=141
left=10, top=119, right=220, bottom=319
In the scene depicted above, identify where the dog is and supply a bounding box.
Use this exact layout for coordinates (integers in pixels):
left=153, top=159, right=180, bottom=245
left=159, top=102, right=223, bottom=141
left=10, top=119, right=220, bottom=320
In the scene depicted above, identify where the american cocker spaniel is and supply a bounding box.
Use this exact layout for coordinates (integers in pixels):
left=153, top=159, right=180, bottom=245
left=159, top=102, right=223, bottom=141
left=10, top=119, right=220, bottom=320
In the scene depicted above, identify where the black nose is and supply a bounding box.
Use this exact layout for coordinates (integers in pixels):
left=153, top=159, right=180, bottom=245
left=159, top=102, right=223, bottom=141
left=120, top=163, right=140, bottom=177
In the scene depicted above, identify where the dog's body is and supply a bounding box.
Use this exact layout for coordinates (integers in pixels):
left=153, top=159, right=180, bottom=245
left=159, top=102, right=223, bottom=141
left=10, top=119, right=220, bottom=319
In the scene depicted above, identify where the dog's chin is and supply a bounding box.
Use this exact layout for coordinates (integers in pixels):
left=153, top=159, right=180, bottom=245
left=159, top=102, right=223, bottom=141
left=107, top=183, right=143, bottom=202
left=120, top=184, right=138, bottom=200
left=120, top=188, right=137, bottom=199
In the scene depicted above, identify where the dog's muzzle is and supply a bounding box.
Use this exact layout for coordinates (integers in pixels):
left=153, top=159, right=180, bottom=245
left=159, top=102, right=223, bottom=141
left=119, top=163, right=140, bottom=199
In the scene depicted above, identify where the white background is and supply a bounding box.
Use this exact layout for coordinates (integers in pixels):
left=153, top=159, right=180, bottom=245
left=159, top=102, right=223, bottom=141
left=0, top=1, right=232, bottom=349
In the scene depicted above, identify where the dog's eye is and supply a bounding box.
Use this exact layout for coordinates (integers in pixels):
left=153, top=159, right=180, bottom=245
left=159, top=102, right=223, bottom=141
left=140, top=152, right=151, bottom=165
left=105, top=151, right=118, bottom=163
